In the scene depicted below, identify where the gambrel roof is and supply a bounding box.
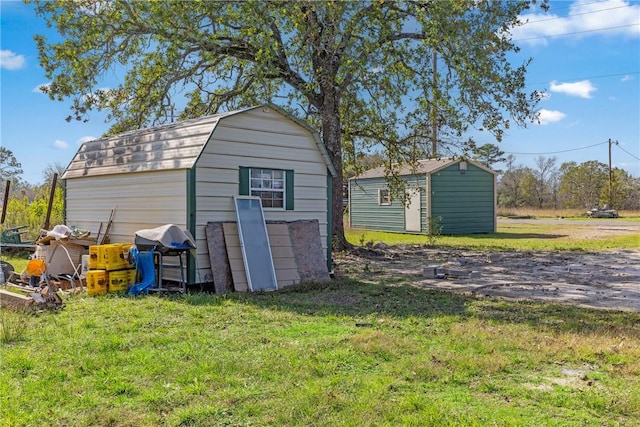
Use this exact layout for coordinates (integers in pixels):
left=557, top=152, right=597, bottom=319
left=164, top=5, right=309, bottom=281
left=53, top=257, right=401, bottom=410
left=351, top=157, right=496, bottom=180
left=62, top=104, right=336, bottom=179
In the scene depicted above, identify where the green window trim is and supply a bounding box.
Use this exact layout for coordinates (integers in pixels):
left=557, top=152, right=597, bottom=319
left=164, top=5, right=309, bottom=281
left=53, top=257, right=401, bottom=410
left=239, top=166, right=294, bottom=210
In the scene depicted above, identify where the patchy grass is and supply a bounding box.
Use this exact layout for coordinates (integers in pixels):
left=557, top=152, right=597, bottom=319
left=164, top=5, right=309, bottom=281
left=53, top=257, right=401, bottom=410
left=497, top=207, right=640, bottom=220
left=1, top=218, right=638, bottom=425
left=1, top=286, right=639, bottom=426
left=346, top=221, right=639, bottom=252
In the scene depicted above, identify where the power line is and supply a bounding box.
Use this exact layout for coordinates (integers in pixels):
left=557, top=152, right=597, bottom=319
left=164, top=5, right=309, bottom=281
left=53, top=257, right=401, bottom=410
left=525, top=71, right=639, bottom=87
left=521, top=4, right=631, bottom=25
left=504, top=140, right=608, bottom=156
left=614, top=144, right=640, bottom=161
left=544, top=0, right=605, bottom=14
left=513, top=23, right=640, bottom=42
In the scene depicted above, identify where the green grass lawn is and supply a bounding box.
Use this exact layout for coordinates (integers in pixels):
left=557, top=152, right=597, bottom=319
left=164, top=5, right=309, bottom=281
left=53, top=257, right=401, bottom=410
left=1, top=222, right=639, bottom=426
left=2, top=287, right=639, bottom=426
left=346, top=222, right=639, bottom=251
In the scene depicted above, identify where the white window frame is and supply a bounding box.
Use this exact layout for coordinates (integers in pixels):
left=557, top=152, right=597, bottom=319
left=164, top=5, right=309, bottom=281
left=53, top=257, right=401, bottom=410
left=250, top=168, right=286, bottom=210
left=378, top=188, right=391, bottom=206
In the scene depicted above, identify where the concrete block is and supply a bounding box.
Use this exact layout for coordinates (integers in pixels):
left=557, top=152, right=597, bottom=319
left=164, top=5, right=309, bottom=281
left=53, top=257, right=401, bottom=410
left=423, top=265, right=440, bottom=278
left=447, top=268, right=469, bottom=277
left=487, top=253, right=501, bottom=263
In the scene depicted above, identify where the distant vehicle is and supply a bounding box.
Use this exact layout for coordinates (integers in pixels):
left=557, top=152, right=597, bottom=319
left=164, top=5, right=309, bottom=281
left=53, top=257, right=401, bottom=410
left=586, top=206, right=619, bottom=218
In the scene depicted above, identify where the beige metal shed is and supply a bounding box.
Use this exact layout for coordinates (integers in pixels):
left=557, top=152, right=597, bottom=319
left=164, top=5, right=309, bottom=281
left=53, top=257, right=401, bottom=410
left=62, top=104, right=336, bottom=288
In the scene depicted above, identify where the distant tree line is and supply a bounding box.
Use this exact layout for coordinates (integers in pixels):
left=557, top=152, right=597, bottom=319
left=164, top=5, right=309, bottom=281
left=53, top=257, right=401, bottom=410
left=497, top=155, right=639, bottom=211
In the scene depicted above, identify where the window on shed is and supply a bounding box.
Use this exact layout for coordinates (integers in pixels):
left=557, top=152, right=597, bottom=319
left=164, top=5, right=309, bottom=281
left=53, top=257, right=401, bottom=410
left=378, top=188, right=391, bottom=205
left=239, top=167, right=294, bottom=210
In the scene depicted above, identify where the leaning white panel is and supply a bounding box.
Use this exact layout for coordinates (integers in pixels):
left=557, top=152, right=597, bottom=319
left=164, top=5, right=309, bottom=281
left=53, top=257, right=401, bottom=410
left=233, top=196, right=278, bottom=291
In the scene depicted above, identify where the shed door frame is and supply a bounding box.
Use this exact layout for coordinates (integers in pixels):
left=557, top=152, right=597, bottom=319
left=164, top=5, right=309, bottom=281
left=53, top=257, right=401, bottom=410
left=404, top=188, right=421, bottom=232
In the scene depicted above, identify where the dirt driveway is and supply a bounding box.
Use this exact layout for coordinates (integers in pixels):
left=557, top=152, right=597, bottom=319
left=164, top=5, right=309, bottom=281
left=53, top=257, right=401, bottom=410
left=335, top=219, right=640, bottom=312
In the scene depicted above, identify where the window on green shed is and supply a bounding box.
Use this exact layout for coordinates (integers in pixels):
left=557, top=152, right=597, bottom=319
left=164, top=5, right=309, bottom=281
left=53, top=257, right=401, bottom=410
left=239, top=167, right=294, bottom=210
left=378, top=188, right=391, bottom=206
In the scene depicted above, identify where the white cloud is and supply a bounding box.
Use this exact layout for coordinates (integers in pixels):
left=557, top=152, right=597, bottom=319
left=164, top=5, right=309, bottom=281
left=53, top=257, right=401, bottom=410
left=77, top=136, right=98, bottom=145
left=511, top=0, right=640, bottom=46
left=550, top=80, right=597, bottom=98
left=621, top=74, right=634, bottom=82
left=537, top=109, right=567, bottom=125
left=0, top=50, right=26, bottom=70
left=53, top=139, right=69, bottom=149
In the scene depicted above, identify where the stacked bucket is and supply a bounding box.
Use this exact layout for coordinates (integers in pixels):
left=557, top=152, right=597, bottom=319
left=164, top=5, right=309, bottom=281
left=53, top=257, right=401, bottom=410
left=86, top=243, right=136, bottom=295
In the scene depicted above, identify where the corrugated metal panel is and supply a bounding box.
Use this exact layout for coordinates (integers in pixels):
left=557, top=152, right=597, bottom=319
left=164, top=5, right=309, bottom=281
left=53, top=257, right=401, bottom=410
left=349, top=177, right=422, bottom=233
left=430, top=163, right=495, bottom=234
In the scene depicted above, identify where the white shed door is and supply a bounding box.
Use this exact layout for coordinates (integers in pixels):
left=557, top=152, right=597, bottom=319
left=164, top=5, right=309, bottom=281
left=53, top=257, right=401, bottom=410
left=404, top=188, right=421, bottom=232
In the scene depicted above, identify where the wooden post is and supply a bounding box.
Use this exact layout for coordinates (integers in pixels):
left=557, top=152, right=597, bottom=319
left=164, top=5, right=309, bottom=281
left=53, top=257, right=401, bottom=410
left=1, top=179, right=10, bottom=224
left=43, top=173, right=58, bottom=231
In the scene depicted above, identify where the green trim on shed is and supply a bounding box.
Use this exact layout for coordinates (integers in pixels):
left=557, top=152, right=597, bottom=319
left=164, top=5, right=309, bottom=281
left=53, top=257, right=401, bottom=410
left=239, top=166, right=250, bottom=196
left=186, top=168, right=197, bottom=285
left=285, top=169, right=295, bottom=210
left=326, top=171, right=333, bottom=272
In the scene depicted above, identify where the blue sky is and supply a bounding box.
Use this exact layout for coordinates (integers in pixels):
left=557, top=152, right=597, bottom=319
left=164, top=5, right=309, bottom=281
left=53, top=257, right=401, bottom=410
left=1, top=0, right=639, bottom=185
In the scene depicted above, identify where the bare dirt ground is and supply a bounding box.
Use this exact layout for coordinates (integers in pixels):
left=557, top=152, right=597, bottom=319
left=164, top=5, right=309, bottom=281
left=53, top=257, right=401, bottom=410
left=334, top=219, right=640, bottom=312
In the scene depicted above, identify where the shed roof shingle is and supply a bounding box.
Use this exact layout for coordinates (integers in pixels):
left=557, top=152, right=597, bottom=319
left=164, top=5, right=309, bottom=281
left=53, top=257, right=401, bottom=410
left=351, top=158, right=496, bottom=179
left=62, top=105, right=337, bottom=179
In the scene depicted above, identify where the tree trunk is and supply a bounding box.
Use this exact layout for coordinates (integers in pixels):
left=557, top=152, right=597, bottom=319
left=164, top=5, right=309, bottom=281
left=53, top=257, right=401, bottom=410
left=320, top=97, right=348, bottom=251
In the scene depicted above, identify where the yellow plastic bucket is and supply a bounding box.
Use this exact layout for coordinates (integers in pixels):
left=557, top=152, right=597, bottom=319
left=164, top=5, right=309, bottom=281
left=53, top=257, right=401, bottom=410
left=88, top=245, right=99, bottom=270
left=105, top=243, right=133, bottom=271
left=86, top=270, right=108, bottom=295
left=96, top=245, right=107, bottom=270
left=108, top=269, right=135, bottom=292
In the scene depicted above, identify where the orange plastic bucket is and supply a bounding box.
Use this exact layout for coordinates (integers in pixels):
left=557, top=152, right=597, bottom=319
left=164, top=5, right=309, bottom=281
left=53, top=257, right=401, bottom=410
left=26, top=259, right=46, bottom=276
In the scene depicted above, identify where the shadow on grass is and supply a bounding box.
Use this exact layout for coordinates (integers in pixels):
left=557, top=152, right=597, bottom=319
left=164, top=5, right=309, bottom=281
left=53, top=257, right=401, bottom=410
left=181, top=280, right=640, bottom=337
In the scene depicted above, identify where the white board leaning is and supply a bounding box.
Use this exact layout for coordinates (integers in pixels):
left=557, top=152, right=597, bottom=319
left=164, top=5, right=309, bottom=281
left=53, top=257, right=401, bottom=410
left=233, top=196, right=278, bottom=291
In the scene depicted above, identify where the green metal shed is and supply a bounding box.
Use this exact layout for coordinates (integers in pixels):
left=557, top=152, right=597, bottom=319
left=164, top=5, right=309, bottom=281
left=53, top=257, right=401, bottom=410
left=348, top=158, right=497, bottom=235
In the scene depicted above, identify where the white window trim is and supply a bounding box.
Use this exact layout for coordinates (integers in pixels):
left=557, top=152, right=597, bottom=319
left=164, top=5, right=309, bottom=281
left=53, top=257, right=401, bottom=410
left=250, top=168, right=286, bottom=210
left=378, top=188, right=391, bottom=206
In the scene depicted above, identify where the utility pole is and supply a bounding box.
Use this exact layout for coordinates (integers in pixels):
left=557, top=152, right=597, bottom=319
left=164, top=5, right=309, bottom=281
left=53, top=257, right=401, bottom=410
left=431, top=49, right=438, bottom=157
left=608, top=138, right=618, bottom=208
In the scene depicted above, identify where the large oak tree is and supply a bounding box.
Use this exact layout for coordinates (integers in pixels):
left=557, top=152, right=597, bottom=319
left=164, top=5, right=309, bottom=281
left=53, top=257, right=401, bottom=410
left=31, top=0, right=546, bottom=248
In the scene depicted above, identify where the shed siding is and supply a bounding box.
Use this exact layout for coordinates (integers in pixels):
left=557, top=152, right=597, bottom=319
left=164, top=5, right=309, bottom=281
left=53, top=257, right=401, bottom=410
left=430, top=163, right=495, bottom=234
left=193, top=109, right=329, bottom=282
left=349, top=176, right=425, bottom=233
left=64, top=169, right=187, bottom=244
